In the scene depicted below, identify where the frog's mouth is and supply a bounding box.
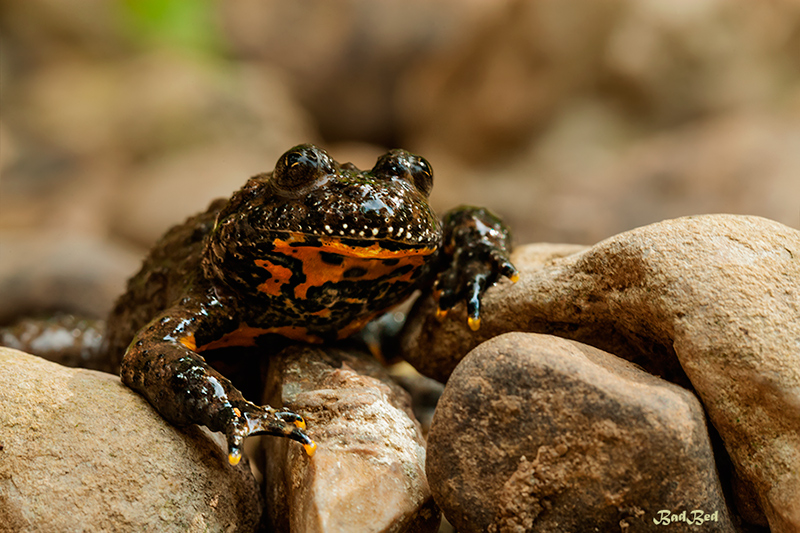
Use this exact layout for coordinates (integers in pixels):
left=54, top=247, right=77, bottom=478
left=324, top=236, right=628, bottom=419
left=273, top=231, right=437, bottom=257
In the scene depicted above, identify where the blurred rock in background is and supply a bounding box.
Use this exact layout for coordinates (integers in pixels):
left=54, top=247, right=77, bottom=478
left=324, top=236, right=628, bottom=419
left=1, top=0, right=799, bottom=317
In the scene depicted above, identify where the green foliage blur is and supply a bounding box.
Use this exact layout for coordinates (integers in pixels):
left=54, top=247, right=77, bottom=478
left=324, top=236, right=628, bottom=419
left=119, top=0, right=224, bottom=56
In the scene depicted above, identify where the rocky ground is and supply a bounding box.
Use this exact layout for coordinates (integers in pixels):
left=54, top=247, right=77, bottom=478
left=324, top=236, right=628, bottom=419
left=1, top=0, right=799, bottom=532
left=410, top=214, right=800, bottom=532
left=0, top=348, right=265, bottom=532
left=2, top=214, right=797, bottom=532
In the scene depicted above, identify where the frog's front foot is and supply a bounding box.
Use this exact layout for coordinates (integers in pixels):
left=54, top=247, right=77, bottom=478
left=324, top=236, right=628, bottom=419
left=435, top=206, right=518, bottom=331
left=121, top=323, right=317, bottom=466
left=226, top=402, right=316, bottom=465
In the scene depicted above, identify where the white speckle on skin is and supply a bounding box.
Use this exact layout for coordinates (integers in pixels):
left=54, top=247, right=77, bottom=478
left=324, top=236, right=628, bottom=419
left=372, top=228, right=379, bottom=236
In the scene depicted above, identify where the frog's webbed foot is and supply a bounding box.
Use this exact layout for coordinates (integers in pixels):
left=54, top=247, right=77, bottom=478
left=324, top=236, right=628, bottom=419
left=226, top=403, right=316, bottom=465
left=434, top=206, right=518, bottom=331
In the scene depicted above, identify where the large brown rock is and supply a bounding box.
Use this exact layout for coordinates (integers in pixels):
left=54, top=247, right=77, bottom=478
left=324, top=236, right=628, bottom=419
left=427, top=332, right=735, bottom=532
left=0, top=348, right=263, bottom=532
left=402, top=214, right=800, bottom=531
left=262, top=344, right=440, bottom=533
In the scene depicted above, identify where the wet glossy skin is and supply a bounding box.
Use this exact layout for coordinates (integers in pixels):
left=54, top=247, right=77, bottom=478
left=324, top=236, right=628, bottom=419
left=107, top=144, right=517, bottom=464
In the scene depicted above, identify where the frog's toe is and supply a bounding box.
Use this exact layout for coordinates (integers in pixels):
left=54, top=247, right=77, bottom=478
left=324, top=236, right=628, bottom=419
left=274, top=409, right=307, bottom=430
left=243, top=407, right=316, bottom=455
left=226, top=433, right=246, bottom=465
left=495, top=254, right=519, bottom=282
left=225, top=405, right=316, bottom=464
left=466, top=272, right=488, bottom=330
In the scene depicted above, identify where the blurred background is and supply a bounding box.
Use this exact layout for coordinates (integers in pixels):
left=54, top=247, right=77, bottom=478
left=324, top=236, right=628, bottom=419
left=1, top=0, right=800, bottom=321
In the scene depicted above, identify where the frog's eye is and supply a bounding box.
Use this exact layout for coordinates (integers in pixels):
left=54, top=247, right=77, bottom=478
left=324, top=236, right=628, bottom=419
left=409, top=156, right=433, bottom=197
left=373, top=150, right=434, bottom=197
left=273, top=144, right=334, bottom=192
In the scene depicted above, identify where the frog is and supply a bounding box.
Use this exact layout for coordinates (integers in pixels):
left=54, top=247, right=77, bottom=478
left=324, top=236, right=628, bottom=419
left=102, top=143, right=517, bottom=465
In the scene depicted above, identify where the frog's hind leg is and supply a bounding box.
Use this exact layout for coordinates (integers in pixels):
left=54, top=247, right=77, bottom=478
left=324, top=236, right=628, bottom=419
left=120, top=306, right=315, bottom=465
left=0, top=314, right=112, bottom=372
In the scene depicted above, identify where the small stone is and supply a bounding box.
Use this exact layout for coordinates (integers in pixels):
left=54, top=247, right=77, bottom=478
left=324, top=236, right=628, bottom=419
left=262, top=344, right=440, bottom=533
left=402, top=214, right=800, bottom=531
left=0, top=231, right=140, bottom=324
left=426, top=332, right=735, bottom=532
left=0, top=314, right=108, bottom=372
left=389, top=361, right=446, bottom=438
left=0, top=347, right=263, bottom=532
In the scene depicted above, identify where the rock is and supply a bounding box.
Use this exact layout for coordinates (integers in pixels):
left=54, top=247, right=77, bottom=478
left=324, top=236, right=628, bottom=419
left=402, top=242, right=589, bottom=383
left=600, top=0, right=797, bottom=124
left=107, top=54, right=318, bottom=247
left=0, top=230, right=141, bottom=324
left=0, top=314, right=107, bottom=371
left=220, top=0, right=493, bottom=145
left=598, top=113, right=800, bottom=242
left=262, top=344, right=440, bottom=533
left=402, top=214, right=800, bottom=531
left=1, top=48, right=315, bottom=250
left=527, top=110, right=800, bottom=245
left=429, top=107, right=800, bottom=247
left=388, top=362, right=446, bottom=438
left=0, top=347, right=263, bottom=532
left=426, top=333, right=735, bottom=532
left=399, top=0, right=800, bottom=166
left=109, top=142, right=274, bottom=248
left=398, top=0, right=614, bottom=164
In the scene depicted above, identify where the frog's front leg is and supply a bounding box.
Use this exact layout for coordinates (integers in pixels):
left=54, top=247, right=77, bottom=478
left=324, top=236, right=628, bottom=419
left=434, top=206, right=518, bottom=330
left=120, top=299, right=315, bottom=465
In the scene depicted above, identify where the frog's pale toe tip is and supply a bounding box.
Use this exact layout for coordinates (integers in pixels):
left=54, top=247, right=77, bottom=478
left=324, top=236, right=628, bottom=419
left=228, top=450, right=242, bottom=466
left=303, top=441, right=317, bottom=457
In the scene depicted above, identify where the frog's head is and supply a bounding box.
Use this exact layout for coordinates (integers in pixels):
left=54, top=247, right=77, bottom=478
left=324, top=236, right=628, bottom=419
left=204, top=144, right=442, bottom=338
left=253, top=143, right=441, bottom=248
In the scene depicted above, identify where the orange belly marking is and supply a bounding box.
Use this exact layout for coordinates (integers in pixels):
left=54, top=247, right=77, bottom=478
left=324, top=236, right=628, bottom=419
left=194, top=324, right=323, bottom=352
left=254, top=260, right=293, bottom=296
left=267, top=234, right=435, bottom=300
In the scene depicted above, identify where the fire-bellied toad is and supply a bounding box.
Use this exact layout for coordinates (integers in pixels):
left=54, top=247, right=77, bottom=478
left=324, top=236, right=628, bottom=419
left=106, top=144, right=517, bottom=464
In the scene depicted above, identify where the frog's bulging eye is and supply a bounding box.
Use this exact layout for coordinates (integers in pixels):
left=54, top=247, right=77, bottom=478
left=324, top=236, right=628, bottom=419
left=373, top=150, right=434, bottom=197
left=273, top=144, right=334, bottom=192
left=409, top=156, right=433, bottom=197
